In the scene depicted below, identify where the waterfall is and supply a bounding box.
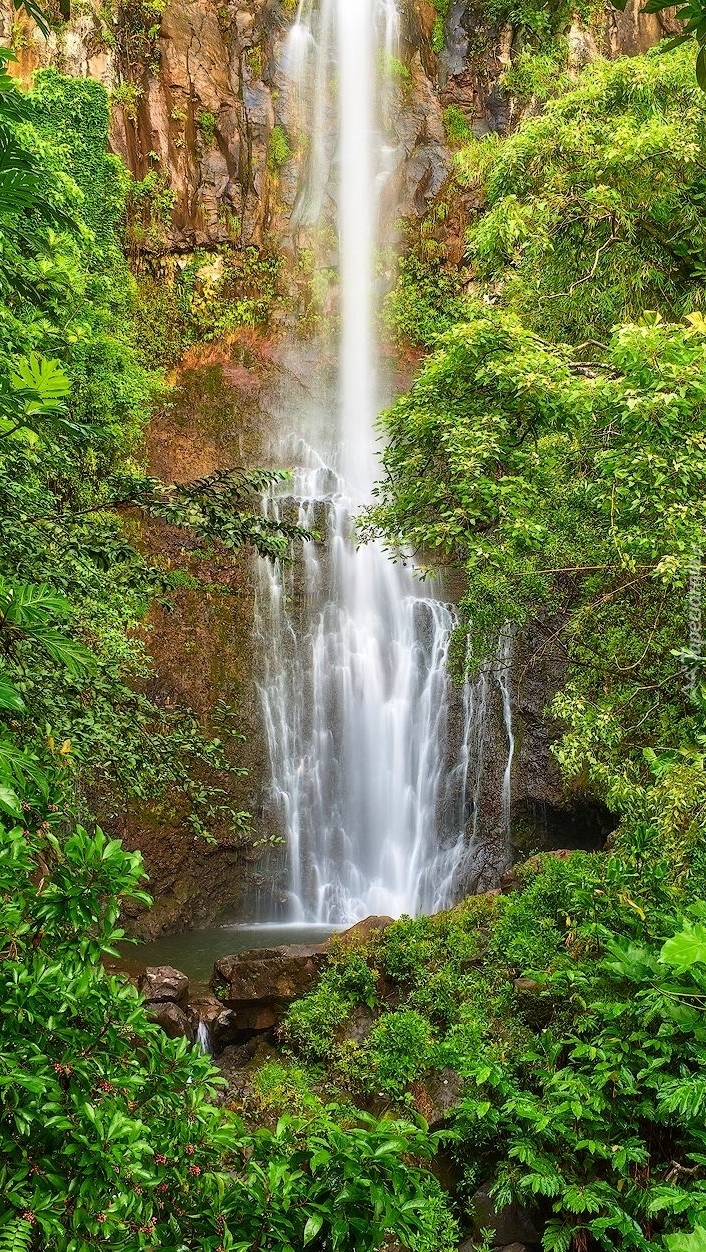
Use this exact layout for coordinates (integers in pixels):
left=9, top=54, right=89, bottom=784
left=253, top=0, right=513, bottom=924
left=195, top=1019, right=212, bottom=1054
left=497, top=625, right=515, bottom=844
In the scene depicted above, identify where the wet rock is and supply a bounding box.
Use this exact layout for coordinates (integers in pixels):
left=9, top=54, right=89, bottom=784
left=212, top=942, right=328, bottom=1040
left=471, top=1181, right=541, bottom=1246
left=338, top=1003, right=377, bottom=1046
left=411, top=1067, right=464, bottom=1128
left=214, top=942, right=328, bottom=1002
left=146, top=999, right=195, bottom=1041
left=513, top=977, right=542, bottom=994
left=337, top=916, right=395, bottom=945
left=138, top=965, right=190, bottom=1005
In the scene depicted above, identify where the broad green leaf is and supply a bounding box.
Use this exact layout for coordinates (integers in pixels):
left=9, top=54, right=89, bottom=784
left=665, top=1227, right=706, bottom=1252
left=661, top=924, right=706, bottom=969
left=303, top=1213, right=324, bottom=1245
left=10, top=354, right=70, bottom=407
left=0, top=676, right=25, bottom=712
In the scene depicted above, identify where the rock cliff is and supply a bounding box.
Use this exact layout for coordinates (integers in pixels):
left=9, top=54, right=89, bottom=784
left=2, top=0, right=677, bottom=255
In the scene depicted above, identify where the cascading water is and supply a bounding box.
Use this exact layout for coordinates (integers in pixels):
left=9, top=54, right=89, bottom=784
left=254, top=0, right=514, bottom=924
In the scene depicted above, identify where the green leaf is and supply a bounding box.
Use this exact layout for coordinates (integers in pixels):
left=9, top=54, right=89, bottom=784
left=661, top=924, right=706, bottom=969
left=10, top=354, right=70, bottom=408
left=13, top=0, right=51, bottom=36
left=29, top=627, right=96, bottom=675
left=665, top=1227, right=706, bottom=1252
left=696, top=44, right=706, bottom=92
left=0, top=781, right=22, bottom=817
left=0, top=676, right=25, bottom=712
left=303, top=1213, right=324, bottom=1245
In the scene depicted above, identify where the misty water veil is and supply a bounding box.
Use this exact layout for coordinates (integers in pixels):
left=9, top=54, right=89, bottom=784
left=253, top=0, right=515, bottom=925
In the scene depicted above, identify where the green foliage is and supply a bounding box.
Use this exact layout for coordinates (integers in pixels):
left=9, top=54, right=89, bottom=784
left=198, top=110, right=217, bottom=148
left=267, top=124, right=291, bottom=173
left=126, top=166, right=176, bottom=252
left=383, top=251, right=467, bottom=349
left=455, top=45, right=706, bottom=343
left=111, top=80, right=143, bottom=121
left=365, top=42, right=706, bottom=1249
left=383, top=51, right=413, bottom=90
left=281, top=851, right=706, bottom=1251
left=368, top=304, right=706, bottom=858
left=484, top=0, right=601, bottom=39
left=102, top=0, right=167, bottom=75
left=498, top=40, right=571, bottom=102
left=429, top=0, right=450, bottom=53
left=0, top=58, right=301, bottom=847
left=0, top=760, right=457, bottom=1250
left=443, top=104, right=472, bottom=146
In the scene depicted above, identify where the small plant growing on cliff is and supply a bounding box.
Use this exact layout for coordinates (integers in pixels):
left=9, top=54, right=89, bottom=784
left=245, top=43, right=264, bottom=78
left=198, top=109, right=218, bottom=148
left=125, top=168, right=176, bottom=250
left=379, top=50, right=412, bottom=94
left=268, top=124, right=291, bottom=173
left=111, top=79, right=143, bottom=120
left=443, top=104, right=472, bottom=146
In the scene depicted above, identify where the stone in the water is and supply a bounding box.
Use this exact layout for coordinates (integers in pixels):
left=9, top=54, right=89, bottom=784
left=212, top=942, right=328, bottom=1041
left=138, top=965, right=190, bottom=1005
left=146, top=999, right=195, bottom=1041
left=214, top=943, right=328, bottom=1003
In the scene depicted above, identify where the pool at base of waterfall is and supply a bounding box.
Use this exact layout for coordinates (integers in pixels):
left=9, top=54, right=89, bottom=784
left=114, top=923, right=340, bottom=988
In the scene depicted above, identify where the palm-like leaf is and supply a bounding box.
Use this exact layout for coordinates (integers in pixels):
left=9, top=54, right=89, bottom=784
left=10, top=353, right=71, bottom=411
left=0, top=576, right=71, bottom=626
left=0, top=577, right=96, bottom=675
left=29, top=627, right=97, bottom=676
left=0, top=130, right=45, bottom=214
left=12, top=0, right=51, bottom=37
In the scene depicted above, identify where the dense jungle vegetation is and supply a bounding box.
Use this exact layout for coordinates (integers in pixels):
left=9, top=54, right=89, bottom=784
left=4, top=2, right=706, bottom=1250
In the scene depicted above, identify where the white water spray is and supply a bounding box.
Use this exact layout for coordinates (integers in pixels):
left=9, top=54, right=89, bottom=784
left=255, top=0, right=514, bottom=923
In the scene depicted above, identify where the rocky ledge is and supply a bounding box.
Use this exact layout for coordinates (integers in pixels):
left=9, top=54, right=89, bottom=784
left=139, top=914, right=395, bottom=1051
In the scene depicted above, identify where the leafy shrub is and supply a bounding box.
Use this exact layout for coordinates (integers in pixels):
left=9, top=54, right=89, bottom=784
left=267, top=124, right=291, bottom=172
left=198, top=109, right=217, bottom=147
left=443, top=104, right=472, bottom=146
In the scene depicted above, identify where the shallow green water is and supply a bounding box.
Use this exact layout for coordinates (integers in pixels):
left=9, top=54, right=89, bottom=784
left=116, top=923, right=338, bottom=988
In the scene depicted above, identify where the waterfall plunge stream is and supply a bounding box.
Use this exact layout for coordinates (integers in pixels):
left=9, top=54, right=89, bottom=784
left=254, top=0, right=514, bottom=924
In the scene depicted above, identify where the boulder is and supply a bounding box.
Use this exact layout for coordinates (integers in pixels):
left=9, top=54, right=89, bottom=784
left=471, top=1181, right=541, bottom=1246
left=145, top=999, right=195, bottom=1041
left=214, top=943, right=328, bottom=1002
left=411, top=1067, right=464, bottom=1128
left=138, top=964, right=190, bottom=1005
left=337, top=1003, right=377, bottom=1046
left=212, top=942, right=329, bottom=1039
left=337, top=916, right=395, bottom=945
